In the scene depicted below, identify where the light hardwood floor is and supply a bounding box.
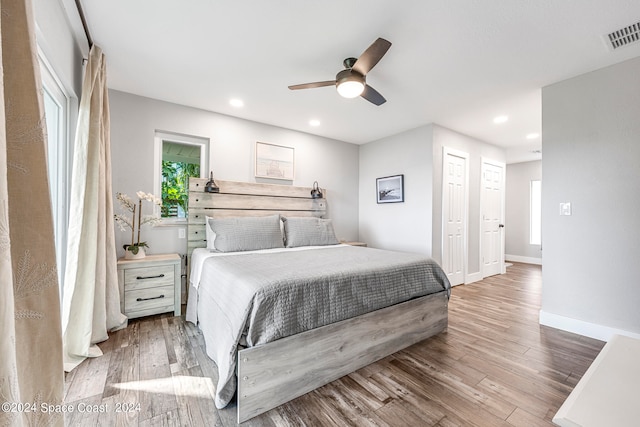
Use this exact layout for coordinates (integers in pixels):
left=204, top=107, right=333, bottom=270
left=63, top=263, right=604, bottom=426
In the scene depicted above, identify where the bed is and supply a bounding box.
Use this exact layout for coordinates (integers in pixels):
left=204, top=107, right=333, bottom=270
left=186, top=179, right=450, bottom=423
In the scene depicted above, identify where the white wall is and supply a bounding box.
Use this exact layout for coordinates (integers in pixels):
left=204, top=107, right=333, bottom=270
left=358, top=125, right=434, bottom=254
left=109, top=90, right=360, bottom=257
left=431, top=125, right=506, bottom=277
left=34, top=0, right=85, bottom=99
left=33, top=0, right=84, bottom=160
left=541, top=56, right=640, bottom=341
left=358, top=122, right=507, bottom=268
left=505, top=160, right=542, bottom=264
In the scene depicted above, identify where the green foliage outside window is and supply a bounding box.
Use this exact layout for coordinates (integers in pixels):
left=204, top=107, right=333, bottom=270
left=161, top=160, right=200, bottom=217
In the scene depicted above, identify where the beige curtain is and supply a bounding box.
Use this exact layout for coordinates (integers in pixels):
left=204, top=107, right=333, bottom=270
left=62, top=45, right=126, bottom=371
left=0, top=0, right=64, bottom=426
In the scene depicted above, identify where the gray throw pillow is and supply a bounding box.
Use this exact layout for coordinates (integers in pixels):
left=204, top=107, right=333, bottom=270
left=282, top=217, right=339, bottom=248
left=208, top=215, right=284, bottom=252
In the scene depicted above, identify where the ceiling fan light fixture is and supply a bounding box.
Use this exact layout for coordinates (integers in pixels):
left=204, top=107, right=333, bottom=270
left=337, top=80, right=365, bottom=98
left=336, top=70, right=365, bottom=98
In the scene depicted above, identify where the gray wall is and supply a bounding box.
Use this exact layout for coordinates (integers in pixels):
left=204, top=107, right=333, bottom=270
left=358, top=125, right=434, bottom=254
left=541, top=56, right=640, bottom=339
left=431, top=125, right=506, bottom=278
left=505, top=160, right=542, bottom=263
left=109, top=90, right=360, bottom=257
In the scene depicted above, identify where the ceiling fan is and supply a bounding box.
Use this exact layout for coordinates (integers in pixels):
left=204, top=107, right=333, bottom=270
left=288, top=37, right=392, bottom=106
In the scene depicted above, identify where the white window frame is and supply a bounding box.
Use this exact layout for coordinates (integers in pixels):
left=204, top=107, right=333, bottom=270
left=153, top=131, right=209, bottom=225
left=39, top=49, right=71, bottom=296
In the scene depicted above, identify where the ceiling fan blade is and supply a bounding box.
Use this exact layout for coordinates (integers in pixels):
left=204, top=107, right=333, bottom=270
left=352, top=38, right=392, bottom=76
left=288, top=80, right=336, bottom=90
left=361, top=84, right=386, bottom=106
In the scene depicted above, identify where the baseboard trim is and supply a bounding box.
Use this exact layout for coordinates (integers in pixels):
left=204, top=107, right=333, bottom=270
left=505, top=254, right=542, bottom=265
left=465, top=271, right=482, bottom=285
left=539, top=310, right=640, bottom=342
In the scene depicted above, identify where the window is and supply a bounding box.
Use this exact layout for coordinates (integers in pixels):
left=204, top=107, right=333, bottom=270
left=161, top=141, right=201, bottom=218
left=154, top=132, right=208, bottom=222
left=530, top=180, right=541, bottom=245
left=40, top=51, right=70, bottom=296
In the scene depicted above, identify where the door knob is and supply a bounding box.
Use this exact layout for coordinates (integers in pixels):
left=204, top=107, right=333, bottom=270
left=498, top=224, right=504, bottom=228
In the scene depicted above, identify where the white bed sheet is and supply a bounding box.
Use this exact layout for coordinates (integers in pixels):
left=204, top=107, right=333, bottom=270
left=186, top=244, right=348, bottom=324
left=189, top=244, right=348, bottom=290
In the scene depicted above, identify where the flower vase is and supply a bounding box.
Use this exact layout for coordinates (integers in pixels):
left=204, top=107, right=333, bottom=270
left=124, top=247, right=146, bottom=260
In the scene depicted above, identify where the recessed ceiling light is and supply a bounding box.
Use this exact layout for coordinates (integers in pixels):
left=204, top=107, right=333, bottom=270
left=526, top=132, right=540, bottom=140
left=309, top=119, right=321, bottom=127
left=229, top=98, right=244, bottom=108
left=493, top=115, right=509, bottom=124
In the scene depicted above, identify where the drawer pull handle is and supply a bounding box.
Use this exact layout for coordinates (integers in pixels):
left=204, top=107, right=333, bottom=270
left=136, top=294, right=165, bottom=302
left=136, top=274, right=165, bottom=280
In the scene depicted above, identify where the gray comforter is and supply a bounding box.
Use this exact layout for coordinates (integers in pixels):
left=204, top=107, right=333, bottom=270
left=193, top=245, right=450, bottom=408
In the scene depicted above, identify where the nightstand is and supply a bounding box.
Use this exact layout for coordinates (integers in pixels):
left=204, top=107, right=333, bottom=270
left=342, top=241, right=367, bottom=247
left=117, top=253, right=181, bottom=319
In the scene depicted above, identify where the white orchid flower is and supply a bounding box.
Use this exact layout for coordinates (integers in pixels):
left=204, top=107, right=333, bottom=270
left=115, top=190, right=163, bottom=249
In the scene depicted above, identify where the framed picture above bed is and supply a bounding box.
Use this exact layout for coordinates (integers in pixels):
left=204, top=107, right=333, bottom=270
left=376, top=174, right=404, bottom=203
left=255, top=141, right=294, bottom=180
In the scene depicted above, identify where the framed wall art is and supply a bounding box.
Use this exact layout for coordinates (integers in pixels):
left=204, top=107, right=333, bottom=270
left=255, top=141, right=294, bottom=180
left=376, top=174, right=404, bottom=203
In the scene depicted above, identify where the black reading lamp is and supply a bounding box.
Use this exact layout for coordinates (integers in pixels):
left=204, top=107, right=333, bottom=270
left=205, top=171, right=219, bottom=193
left=310, top=181, right=323, bottom=199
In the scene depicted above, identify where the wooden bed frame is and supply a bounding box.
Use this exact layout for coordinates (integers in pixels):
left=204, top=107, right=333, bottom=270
left=187, top=178, right=448, bottom=423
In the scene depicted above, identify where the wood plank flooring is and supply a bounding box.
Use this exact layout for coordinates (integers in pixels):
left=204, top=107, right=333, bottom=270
left=63, top=263, right=605, bottom=426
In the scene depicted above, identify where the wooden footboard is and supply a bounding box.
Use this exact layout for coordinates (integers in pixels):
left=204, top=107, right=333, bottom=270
left=236, top=291, right=448, bottom=423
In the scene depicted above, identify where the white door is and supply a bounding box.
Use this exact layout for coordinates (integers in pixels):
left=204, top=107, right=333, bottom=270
left=442, top=149, right=468, bottom=286
left=481, top=159, right=505, bottom=278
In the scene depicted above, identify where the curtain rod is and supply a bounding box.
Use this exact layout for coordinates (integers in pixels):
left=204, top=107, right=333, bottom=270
left=74, top=0, right=93, bottom=48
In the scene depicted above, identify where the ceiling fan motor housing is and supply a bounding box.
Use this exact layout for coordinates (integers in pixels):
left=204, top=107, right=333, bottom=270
left=336, top=69, right=365, bottom=86
left=343, top=57, right=358, bottom=69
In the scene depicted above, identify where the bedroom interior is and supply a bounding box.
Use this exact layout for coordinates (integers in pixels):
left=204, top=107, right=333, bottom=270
left=2, top=0, right=640, bottom=426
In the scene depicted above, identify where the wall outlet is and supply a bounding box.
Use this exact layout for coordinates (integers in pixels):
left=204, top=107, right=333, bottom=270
left=559, top=202, right=572, bottom=216
left=178, top=228, right=186, bottom=239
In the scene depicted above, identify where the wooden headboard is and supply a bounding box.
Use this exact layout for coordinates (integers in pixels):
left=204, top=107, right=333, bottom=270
left=187, top=179, right=327, bottom=258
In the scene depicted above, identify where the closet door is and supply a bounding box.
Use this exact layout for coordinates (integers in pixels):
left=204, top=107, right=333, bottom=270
left=442, top=148, right=468, bottom=286
left=481, top=159, right=505, bottom=278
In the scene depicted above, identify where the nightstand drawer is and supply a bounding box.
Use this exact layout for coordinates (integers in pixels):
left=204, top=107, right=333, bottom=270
left=125, top=284, right=175, bottom=316
left=117, top=253, right=181, bottom=319
left=124, top=265, right=174, bottom=290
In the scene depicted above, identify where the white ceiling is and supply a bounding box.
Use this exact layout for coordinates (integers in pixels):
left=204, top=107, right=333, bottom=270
left=79, top=1, right=640, bottom=163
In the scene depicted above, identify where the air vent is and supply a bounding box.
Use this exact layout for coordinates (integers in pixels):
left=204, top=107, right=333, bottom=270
left=605, top=21, right=640, bottom=50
